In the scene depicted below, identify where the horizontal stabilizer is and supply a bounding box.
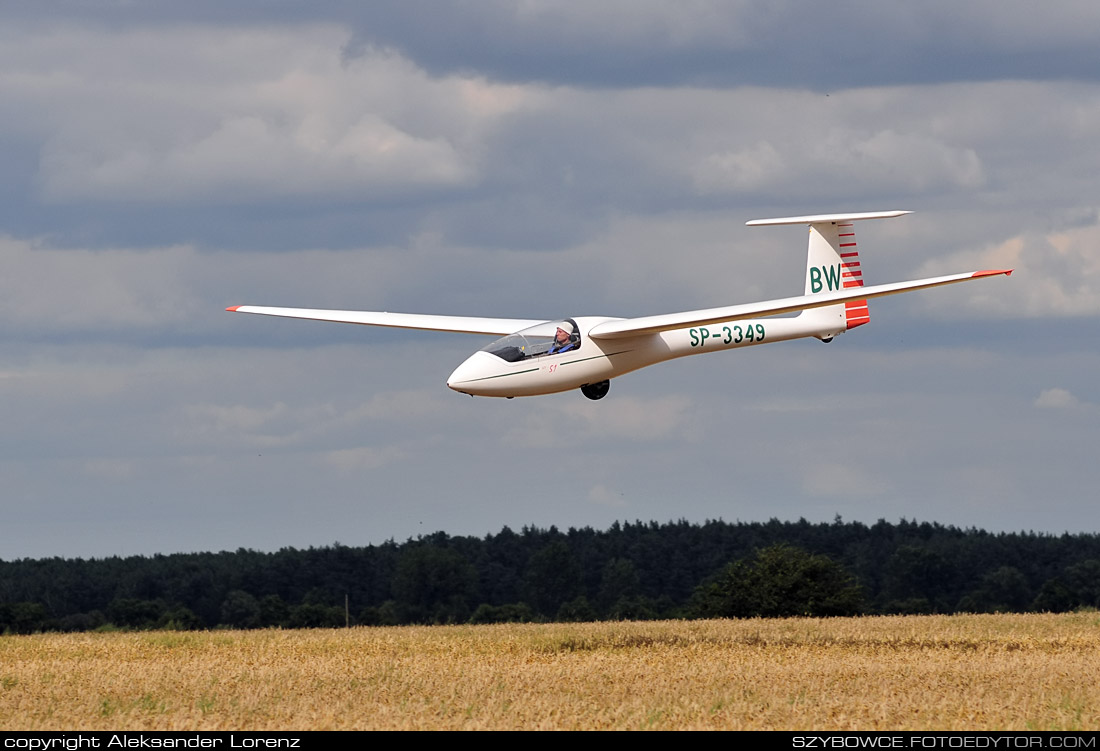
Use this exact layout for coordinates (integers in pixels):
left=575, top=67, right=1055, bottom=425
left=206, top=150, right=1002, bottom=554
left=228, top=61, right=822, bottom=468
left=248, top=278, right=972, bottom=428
left=746, top=211, right=911, bottom=227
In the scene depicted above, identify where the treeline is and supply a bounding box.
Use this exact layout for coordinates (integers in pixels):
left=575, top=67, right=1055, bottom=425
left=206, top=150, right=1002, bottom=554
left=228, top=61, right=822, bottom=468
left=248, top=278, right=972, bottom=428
left=2, top=518, right=1099, bottom=633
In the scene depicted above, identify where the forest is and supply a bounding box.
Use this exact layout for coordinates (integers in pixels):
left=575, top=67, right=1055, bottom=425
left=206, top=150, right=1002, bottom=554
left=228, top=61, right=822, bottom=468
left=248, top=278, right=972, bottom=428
left=2, top=517, right=1098, bottom=633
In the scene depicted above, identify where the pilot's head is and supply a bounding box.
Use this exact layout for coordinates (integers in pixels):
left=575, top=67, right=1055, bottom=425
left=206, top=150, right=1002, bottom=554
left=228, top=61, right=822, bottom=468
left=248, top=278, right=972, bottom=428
left=555, top=324, right=573, bottom=343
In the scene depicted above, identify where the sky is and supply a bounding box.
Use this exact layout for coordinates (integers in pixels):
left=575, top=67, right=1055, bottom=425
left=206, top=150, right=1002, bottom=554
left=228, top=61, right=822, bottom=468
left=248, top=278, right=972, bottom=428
left=1, top=2, right=1098, bottom=560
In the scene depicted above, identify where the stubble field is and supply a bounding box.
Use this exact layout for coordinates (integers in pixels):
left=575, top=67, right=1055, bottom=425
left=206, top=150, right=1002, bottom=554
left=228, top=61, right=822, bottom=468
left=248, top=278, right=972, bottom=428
left=1, top=612, right=1097, bottom=730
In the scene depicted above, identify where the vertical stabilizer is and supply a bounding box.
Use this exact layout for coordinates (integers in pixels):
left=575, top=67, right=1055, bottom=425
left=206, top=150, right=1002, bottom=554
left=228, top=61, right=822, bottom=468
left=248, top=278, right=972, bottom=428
left=804, top=220, right=868, bottom=332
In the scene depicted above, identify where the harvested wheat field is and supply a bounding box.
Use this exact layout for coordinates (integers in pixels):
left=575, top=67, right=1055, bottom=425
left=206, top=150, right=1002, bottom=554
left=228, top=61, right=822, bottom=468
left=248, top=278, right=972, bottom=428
left=1, top=612, right=1097, bottom=730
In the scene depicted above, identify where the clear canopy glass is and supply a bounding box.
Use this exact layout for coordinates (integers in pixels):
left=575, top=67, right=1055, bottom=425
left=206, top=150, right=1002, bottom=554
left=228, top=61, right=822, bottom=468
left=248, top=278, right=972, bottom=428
left=481, top=320, right=580, bottom=362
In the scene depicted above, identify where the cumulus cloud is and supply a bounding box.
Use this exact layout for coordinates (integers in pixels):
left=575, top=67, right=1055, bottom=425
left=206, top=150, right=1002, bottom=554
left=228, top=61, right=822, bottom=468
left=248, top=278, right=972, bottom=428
left=694, top=128, right=984, bottom=197
left=917, top=217, right=1100, bottom=318
left=1, top=26, right=533, bottom=204
left=1035, top=388, right=1087, bottom=409
left=5, top=20, right=1100, bottom=259
left=40, top=113, right=472, bottom=202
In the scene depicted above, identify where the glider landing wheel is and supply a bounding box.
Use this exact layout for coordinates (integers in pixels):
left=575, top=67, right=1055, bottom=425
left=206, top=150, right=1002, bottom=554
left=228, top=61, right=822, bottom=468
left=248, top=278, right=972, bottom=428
left=581, top=380, right=610, bottom=400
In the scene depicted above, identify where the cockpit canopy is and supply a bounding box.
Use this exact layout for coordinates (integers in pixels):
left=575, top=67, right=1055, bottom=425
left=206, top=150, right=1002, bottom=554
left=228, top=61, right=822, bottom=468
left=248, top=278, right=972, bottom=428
left=481, top=319, right=580, bottom=362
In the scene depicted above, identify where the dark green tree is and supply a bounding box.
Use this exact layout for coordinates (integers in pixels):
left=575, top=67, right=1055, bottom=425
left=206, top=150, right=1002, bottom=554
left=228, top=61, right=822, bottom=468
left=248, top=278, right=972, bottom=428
left=556, top=595, right=598, bottom=622
left=468, top=602, right=537, bottom=624
left=220, top=590, right=261, bottom=629
left=287, top=603, right=345, bottom=628
left=597, top=558, right=641, bottom=615
left=392, top=545, right=479, bottom=623
left=606, top=596, right=658, bottom=621
left=156, top=606, right=203, bottom=630
left=958, top=566, right=1031, bottom=613
left=524, top=541, right=582, bottom=617
left=1065, top=560, right=1100, bottom=608
left=106, top=598, right=165, bottom=629
left=692, top=544, right=865, bottom=618
left=1031, top=578, right=1077, bottom=613
left=882, top=545, right=955, bottom=611
left=0, top=602, right=50, bottom=634
left=258, top=594, right=290, bottom=628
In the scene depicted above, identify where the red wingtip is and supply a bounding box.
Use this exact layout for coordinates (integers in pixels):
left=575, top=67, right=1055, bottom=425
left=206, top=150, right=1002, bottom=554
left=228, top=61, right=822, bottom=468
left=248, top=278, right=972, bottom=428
left=972, top=269, right=1014, bottom=278
left=226, top=305, right=241, bottom=312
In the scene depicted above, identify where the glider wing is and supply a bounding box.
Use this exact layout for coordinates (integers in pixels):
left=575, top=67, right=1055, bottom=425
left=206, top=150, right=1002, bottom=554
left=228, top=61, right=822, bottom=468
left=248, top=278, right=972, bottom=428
left=226, top=306, right=545, bottom=336
left=586, top=269, right=1012, bottom=340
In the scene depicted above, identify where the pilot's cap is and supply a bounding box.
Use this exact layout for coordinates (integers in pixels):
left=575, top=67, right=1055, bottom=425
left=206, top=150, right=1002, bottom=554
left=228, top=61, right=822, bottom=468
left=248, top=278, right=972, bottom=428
left=556, top=322, right=574, bottom=333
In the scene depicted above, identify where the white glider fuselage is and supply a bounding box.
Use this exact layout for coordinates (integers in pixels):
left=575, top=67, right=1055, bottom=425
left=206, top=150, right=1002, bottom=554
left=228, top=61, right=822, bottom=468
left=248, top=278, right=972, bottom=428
left=228, top=211, right=1012, bottom=401
left=444, top=314, right=824, bottom=397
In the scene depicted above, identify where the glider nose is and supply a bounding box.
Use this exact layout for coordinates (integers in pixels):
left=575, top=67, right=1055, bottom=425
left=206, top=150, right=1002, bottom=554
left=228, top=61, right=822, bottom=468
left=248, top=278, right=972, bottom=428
left=447, top=351, right=496, bottom=395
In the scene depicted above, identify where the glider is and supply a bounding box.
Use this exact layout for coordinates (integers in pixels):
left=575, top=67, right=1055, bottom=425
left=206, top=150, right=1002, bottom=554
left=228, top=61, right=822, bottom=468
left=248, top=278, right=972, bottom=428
left=227, top=211, right=1011, bottom=400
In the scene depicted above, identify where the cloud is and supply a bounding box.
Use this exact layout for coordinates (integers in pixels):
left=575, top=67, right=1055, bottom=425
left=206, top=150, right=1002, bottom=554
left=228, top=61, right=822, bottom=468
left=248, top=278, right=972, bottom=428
left=9, top=3, right=1100, bottom=89
left=1, top=26, right=532, bottom=204
left=917, top=217, right=1100, bottom=318
left=1035, top=388, right=1088, bottom=409
left=41, top=113, right=473, bottom=202
left=5, top=19, right=1100, bottom=259
left=336, top=1, right=1100, bottom=87
left=693, top=128, right=984, bottom=197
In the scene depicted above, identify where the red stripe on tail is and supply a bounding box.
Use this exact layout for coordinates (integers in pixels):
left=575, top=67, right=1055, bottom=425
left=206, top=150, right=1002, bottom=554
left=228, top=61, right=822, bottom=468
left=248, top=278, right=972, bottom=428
left=845, top=300, right=870, bottom=329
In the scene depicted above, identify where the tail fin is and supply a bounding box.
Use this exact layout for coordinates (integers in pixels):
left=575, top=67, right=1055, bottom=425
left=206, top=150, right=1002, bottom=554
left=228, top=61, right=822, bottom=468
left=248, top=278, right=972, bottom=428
left=746, top=211, right=910, bottom=340
left=806, top=218, right=869, bottom=333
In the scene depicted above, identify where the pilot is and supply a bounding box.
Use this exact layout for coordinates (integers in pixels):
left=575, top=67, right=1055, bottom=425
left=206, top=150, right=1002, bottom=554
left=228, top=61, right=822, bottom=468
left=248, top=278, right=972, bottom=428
left=548, top=322, right=577, bottom=354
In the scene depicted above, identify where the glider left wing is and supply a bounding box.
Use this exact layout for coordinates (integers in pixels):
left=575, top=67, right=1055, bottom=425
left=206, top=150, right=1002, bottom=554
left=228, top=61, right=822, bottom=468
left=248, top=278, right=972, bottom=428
left=226, top=306, right=544, bottom=336
left=587, top=269, right=1012, bottom=340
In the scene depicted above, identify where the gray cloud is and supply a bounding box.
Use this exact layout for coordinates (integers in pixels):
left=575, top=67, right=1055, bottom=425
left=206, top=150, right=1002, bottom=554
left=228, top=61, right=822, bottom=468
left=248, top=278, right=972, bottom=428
left=7, top=2, right=1100, bottom=89
left=4, top=23, right=1099, bottom=257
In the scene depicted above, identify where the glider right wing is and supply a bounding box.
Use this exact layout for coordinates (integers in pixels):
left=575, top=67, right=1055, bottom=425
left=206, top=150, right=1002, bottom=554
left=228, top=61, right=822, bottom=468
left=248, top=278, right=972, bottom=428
left=586, top=269, right=1012, bottom=340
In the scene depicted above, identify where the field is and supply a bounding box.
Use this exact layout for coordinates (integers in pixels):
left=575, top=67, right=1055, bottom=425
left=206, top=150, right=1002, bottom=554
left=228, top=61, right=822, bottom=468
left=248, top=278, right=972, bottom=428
left=1, top=613, right=1098, bottom=730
